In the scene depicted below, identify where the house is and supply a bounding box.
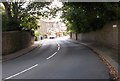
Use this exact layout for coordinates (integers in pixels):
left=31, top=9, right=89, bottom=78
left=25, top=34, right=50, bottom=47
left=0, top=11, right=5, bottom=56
left=38, top=19, right=67, bottom=38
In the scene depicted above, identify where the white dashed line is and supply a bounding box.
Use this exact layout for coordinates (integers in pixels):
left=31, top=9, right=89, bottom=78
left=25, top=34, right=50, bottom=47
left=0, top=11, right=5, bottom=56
left=46, top=43, right=60, bottom=60
left=46, top=52, right=57, bottom=60
left=57, top=43, right=60, bottom=47
left=4, top=43, right=61, bottom=79
left=57, top=43, right=60, bottom=51
left=58, top=46, right=60, bottom=51
left=5, top=64, right=38, bottom=80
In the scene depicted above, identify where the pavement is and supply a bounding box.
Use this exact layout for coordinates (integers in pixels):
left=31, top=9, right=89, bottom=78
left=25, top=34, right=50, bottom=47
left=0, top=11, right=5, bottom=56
left=2, top=36, right=113, bottom=81
left=69, top=39, right=120, bottom=81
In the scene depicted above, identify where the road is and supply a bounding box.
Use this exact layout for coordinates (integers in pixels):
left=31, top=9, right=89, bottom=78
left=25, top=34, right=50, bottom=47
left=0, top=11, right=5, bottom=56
left=2, top=36, right=111, bottom=80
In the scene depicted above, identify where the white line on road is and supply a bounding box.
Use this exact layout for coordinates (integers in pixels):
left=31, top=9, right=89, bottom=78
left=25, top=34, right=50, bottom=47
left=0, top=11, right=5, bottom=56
left=46, top=52, right=57, bottom=60
left=57, top=43, right=60, bottom=47
left=5, top=64, right=38, bottom=79
left=57, top=43, right=60, bottom=51
left=4, top=42, right=61, bottom=79
left=46, top=43, right=60, bottom=60
left=58, top=46, right=60, bottom=51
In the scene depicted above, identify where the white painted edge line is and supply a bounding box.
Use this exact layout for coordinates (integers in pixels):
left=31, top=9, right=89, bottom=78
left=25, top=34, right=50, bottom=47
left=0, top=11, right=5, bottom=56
left=5, top=64, right=38, bottom=80
left=46, top=52, right=57, bottom=60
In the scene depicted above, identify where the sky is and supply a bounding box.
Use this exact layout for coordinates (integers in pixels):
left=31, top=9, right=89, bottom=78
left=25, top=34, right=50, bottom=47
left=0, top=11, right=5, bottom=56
left=41, top=0, right=63, bottom=22
left=22, top=0, right=63, bottom=20
left=51, top=0, right=63, bottom=8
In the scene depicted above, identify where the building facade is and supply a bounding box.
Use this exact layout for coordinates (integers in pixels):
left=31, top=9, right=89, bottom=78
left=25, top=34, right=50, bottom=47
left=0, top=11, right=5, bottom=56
left=38, top=19, right=67, bottom=38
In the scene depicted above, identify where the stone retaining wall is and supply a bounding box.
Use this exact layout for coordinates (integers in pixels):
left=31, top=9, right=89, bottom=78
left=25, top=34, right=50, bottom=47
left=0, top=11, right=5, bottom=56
left=2, top=31, right=34, bottom=55
left=71, top=20, right=119, bottom=50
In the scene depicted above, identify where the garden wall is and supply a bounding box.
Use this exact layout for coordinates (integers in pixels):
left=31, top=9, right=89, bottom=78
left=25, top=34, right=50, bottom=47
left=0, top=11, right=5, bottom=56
left=0, top=33, right=2, bottom=58
left=2, top=31, right=34, bottom=55
left=71, top=20, right=119, bottom=50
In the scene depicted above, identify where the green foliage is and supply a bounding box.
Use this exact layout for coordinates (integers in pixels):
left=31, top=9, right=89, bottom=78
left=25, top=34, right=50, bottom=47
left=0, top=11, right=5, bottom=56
left=63, top=31, right=69, bottom=36
left=2, top=13, right=21, bottom=31
left=2, top=2, right=50, bottom=32
left=34, top=30, right=41, bottom=37
left=22, top=2, right=50, bottom=16
left=7, top=19, right=21, bottom=31
left=20, top=15, right=39, bottom=31
left=61, top=2, right=120, bottom=33
left=2, top=15, right=8, bottom=31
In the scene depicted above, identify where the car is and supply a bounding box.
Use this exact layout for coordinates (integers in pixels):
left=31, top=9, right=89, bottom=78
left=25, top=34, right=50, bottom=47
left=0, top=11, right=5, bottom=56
left=49, top=34, right=56, bottom=39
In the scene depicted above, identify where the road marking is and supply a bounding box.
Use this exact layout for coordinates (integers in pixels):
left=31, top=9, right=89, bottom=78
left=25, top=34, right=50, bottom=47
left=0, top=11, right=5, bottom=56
left=57, top=43, right=60, bottom=47
left=5, top=64, right=38, bottom=79
left=58, top=46, right=60, bottom=51
left=57, top=43, right=60, bottom=51
left=46, top=52, right=57, bottom=60
left=46, top=43, right=60, bottom=60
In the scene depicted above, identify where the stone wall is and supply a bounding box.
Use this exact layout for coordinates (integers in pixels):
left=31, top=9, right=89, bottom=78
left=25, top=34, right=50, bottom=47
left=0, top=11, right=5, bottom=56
left=0, top=33, right=2, bottom=57
left=2, top=31, right=34, bottom=55
left=71, top=20, right=119, bottom=50
left=118, top=22, right=120, bottom=54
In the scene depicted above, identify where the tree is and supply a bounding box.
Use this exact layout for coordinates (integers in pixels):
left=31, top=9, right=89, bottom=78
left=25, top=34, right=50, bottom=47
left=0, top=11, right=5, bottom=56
left=2, top=1, right=50, bottom=31
left=20, top=14, right=39, bottom=31
left=61, top=2, right=120, bottom=33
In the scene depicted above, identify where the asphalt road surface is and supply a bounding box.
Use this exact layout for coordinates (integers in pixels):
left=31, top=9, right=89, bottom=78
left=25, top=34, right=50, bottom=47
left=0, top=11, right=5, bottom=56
left=2, top=36, right=111, bottom=81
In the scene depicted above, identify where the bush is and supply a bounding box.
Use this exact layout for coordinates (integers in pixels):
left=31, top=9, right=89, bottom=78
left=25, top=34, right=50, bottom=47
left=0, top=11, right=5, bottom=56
left=2, top=14, right=8, bottom=32
left=2, top=13, right=21, bottom=31
left=20, top=15, right=39, bottom=32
